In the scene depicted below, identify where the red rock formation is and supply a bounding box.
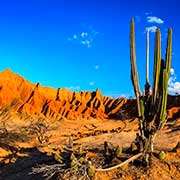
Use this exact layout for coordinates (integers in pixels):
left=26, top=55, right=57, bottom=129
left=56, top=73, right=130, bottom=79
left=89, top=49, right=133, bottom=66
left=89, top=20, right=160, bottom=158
left=0, top=69, right=128, bottom=120
left=167, top=95, right=180, bottom=120
left=0, top=69, right=179, bottom=121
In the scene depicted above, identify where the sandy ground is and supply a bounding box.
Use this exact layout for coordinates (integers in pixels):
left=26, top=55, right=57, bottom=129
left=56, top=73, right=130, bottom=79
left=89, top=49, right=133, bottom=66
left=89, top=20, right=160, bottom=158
left=0, top=116, right=180, bottom=180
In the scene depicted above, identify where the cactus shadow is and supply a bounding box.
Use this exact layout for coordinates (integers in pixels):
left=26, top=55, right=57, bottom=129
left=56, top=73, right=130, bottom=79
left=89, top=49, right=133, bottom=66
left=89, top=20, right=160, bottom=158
left=0, top=146, right=55, bottom=180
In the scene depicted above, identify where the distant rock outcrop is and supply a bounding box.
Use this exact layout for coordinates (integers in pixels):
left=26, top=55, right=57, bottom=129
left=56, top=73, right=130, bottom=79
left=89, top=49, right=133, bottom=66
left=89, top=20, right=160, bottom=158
left=0, top=69, right=130, bottom=120
left=0, top=69, right=179, bottom=121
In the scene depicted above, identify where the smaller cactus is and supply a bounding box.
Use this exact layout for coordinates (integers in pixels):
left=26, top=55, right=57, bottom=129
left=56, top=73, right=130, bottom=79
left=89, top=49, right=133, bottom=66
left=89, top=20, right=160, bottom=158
left=77, top=145, right=83, bottom=154
left=55, top=153, right=64, bottom=163
left=70, top=153, right=78, bottom=168
left=115, top=145, right=122, bottom=157
left=158, top=151, right=166, bottom=160
left=87, top=161, right=95, bottom=178
left=79, top=157, right=86, bottom=164
left=70, top=152, right=77, bottom=161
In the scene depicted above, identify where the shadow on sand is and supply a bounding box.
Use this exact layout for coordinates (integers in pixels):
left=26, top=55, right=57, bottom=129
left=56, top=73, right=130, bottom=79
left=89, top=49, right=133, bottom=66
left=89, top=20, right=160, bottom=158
left=0, top=145, right=55, bottom=180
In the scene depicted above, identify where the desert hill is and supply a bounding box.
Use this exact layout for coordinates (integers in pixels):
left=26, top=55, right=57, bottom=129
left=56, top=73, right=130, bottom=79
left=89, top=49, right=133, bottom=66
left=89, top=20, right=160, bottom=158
left=0, top=69, right=179, bottom=121
left=0, top=69, right=132, bottom=120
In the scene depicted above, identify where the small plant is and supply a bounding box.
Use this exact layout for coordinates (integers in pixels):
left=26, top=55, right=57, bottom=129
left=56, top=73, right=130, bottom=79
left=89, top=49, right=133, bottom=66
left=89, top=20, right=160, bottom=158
left=115, top=145, right=122, bottom=157
left=27, top=118, right=50, bottom=144
left=31, top=148, right=95, bottom=180
left=158, top=151, right=166, bottom=160
left=104, top=141, right=123, bottom=163
left=54, top=152, right=64, bottom=164
left=0, top=107, right=12, bottom=137
left=87, top=161, right=95, bottom=178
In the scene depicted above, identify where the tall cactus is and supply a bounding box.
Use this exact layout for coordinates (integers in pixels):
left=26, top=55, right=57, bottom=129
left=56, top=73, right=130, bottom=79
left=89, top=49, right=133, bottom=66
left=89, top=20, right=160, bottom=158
left=130, top=18, right=172, bottom=164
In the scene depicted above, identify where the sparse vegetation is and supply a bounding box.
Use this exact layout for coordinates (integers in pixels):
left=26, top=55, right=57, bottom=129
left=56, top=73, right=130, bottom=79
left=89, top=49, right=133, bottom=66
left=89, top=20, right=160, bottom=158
left=27, top=118, right=50, bottom=144
left=0, top=107, right=12, bottom=137
left=30, top=144, right=95, bottom=180
left=158, top=151, right=166, bottom=160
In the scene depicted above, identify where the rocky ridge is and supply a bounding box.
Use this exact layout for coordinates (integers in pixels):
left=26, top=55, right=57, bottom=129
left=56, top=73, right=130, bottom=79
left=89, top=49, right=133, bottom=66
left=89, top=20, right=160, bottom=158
left=0, top=69, right=130, bottom=120
left=0, top=69, right=179, bottom=120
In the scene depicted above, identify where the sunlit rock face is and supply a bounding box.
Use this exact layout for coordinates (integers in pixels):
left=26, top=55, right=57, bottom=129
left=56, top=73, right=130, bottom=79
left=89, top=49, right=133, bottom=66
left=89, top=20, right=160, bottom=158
left=0, top=69, right=179, bottom=121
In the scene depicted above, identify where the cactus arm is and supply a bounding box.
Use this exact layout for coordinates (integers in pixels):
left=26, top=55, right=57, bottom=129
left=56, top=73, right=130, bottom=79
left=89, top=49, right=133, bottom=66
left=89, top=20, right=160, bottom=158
left=165, top=28, right=172, bottom=76
left=158, top=29, right=172, bottom=129
left=158, top=69, right=168, bottom=129
left=130, top=18, right=144, bottom=137
left=146, top=29, right=150, bottom=84
left=130, top=18, right=141, bottom=97
left=152, top=29, right=161, bottom=109
left=130, top=18, right=141, bottom=115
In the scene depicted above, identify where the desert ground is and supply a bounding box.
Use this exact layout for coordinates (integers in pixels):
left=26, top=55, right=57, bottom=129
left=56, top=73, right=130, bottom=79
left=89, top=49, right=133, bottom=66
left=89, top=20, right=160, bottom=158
left=0, top=113, right=180, bottom=180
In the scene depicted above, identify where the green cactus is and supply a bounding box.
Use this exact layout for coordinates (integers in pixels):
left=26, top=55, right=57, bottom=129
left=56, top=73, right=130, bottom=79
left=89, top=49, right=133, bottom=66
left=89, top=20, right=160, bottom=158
left=130, top=18, right=144, bottom=137
left=158, top=150, right=166, bottom=160
left=152, top=29, right=161, bottom=109
left=87, top=161, right=95, bottom=178
left=165, top=29, right=172, bottom=76
left=115, top=145, right=122, bottom=157
left=130, top=18, right=172, bottom=164
left=130, top=19, right=141, bottom=101
left=55, top=153, right=64, bottom=163
left=146, top=29, right=150, bottom=84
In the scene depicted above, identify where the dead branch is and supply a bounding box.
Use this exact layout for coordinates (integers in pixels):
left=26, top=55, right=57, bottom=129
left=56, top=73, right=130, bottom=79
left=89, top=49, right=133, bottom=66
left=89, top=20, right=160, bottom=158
left=95, top=152, right=142, bottom=172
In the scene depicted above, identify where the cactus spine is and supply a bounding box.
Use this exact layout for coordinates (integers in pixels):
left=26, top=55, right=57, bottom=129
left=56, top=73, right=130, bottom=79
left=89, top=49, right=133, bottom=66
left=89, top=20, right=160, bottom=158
left=130, top=18, right=172, bottom=164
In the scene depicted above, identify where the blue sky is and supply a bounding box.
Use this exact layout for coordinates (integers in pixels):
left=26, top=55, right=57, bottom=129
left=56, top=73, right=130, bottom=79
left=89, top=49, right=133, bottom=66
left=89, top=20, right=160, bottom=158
left=0, top=0, right=179, bottom=97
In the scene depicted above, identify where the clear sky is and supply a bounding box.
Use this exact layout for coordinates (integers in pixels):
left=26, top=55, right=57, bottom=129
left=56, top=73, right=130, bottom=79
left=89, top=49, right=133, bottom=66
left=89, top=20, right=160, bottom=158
left=0, top=0, right=179, bottom=97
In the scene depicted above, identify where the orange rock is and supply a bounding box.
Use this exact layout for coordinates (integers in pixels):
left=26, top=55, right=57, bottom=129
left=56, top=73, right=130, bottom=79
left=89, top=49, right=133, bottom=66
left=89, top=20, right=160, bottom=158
left=167, top=107, right=180, bottom=119
left=0, top=69, right=179, bottom=121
